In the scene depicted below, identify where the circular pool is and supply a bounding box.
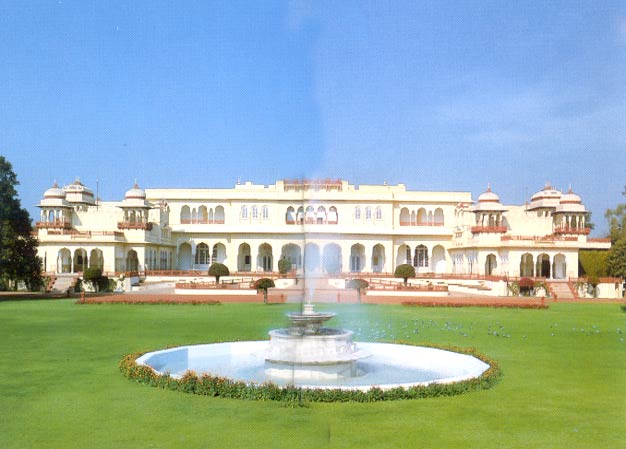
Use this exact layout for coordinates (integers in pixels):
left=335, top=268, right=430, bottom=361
left=136, top=341, right=490, bottom=391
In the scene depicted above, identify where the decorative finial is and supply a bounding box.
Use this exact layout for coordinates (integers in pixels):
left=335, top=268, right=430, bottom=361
left=487, top=182, right=491, bottom=192
left=568, top=184, right=572, bottom=194
left=237, top=177, right=241, bottom=185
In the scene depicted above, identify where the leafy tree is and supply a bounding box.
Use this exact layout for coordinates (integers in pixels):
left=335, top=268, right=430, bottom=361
left=578, top=250, right=609, bottom=278
left=394, top=264, right=415, bottom=286
left=604, top=186, right=626, bottom=244
left=0, top=156, right=41, bottom=291
left=346, top=278, right=369, bottom=303
left=277, top=258, right=292, bottom=275
left=254, top=277, right=275, bottom=304
left=607, top=238, right=626, bottom=279
left=208, top=262, right=229, bottom=284
left=605, top=186, right=626, bottom=279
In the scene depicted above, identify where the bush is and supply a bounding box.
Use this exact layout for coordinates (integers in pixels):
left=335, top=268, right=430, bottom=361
left=277, top=258, right=292, bottom=275
left=82, top=267, right=110, bottom=292
left=346, top=278, right=369, bottom=303
left=394, top=264, right=416, bottom=286
left=254, top=278, right=275, bottom=304
left=208, top=263, right=229, bottom=284
left=518, top=277, right=535, bottom=296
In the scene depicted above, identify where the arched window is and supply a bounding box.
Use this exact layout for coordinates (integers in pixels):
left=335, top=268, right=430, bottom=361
left=414, top=245, right=429, bottom=267
left=195, top=243, right=210, bottom=265
left=328, top=206, right=338, bottom=224
left=375, top=206, right=382, bottom=220
left=296, top=207, right=304, bottom=224
left=434, top=208, right=444, bottom=225
left=316, top=206, right=326, bottom=224
left=286, top=206, right=295, bottom=224
left=214, top=205, right=225, bottom=224
left=354, top=207, right=361, bottom=220
left=241, top=205, right=248, bottom=219
left=305, top=206, right=315, bottom=224
left=262, top=205, right=269, bottom=219
left=251, top=205, right=258, bottom=219
left=180, top=206, right=191, bottom=224
left=365, top=206, right=372, bottom=220
left=400, top=208, right=409, bottom=225
left=198, top=206, right=208, bottom=224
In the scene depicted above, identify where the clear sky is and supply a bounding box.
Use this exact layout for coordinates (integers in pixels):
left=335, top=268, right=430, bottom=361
left=1, top=0, right=625, bottom=236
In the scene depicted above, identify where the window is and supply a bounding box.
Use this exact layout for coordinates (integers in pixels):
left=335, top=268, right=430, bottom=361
left=251, top=205, right=258, bottom=219
left=241, top=205, right=248, bottom=219
left=354, top=207, right=361, bottom=220
left=365, top=207, right=372, bottom=220
left=375, top=206, right=382, bottom=220
left=262, top=205, right=269, bottom=219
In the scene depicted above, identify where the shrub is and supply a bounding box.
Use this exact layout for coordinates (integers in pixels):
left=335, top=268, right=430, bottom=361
left=254, top=278, right=275, bottom=304
left=346, top=278, right=369, bottom=303
left=518, top=277, right=535, bottom=296
left=277, top=258, right=292, bottom=275
left=394, top=264, right=416, bottom=286
left=208, top=263, right=229, bottom=284
left=83, top=267, right=109, bottom=292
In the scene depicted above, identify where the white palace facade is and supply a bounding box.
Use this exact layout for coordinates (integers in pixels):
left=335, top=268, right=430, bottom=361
left=35, top=178, right=610, bottom=280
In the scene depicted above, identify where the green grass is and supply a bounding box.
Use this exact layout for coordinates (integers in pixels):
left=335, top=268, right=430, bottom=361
left=0, top=300, right=625, bottom=448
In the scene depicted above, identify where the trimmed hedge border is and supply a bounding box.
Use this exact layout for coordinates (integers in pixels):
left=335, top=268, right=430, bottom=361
left=119, top=342, right=501, bottom=403
left=401, top=301, right=548, bottom=309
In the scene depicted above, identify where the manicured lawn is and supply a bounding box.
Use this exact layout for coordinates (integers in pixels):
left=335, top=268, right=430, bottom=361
left=0, top=299, right=624, bottom=448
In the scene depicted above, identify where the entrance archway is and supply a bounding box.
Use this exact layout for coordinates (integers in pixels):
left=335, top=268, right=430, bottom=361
left=520, top=253, right=534, bottom=277
left=322, top=243, right=342, bottom=274
left=485, top=254, right=497, bottom=276
left=536, top=254, right=551, bottom=278
left=304, top=243, right=320, bottom=272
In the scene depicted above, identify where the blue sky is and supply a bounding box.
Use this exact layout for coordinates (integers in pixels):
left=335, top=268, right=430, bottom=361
left=1, top=0, right=625, bottom=235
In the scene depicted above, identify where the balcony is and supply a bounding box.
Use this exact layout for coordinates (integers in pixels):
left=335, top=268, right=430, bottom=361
left=471, top=226, right=507, bottom=234
left=36, top=220, right=72, bottom=230
left=553, top=226, right=590, bottom=235
left=118, top=222, right=153, bottom=231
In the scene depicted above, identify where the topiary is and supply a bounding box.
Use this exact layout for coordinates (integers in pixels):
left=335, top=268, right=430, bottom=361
left=346, top=278, right=369, bottom=303
left=394, top=264, right=416, bottom=286
left=208, top=263, right=229, bottom=284
left=278, top=258, right=292, bottom=276
left=254, top=278, right=275, bottom=304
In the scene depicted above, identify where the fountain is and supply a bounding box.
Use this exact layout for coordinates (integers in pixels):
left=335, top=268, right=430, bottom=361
left=264, top=303, right=370, bottom=382
left=135, top=299, right=491, bottom=391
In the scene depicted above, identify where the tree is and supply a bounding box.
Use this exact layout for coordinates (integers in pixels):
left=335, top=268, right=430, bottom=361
left=607, top=238, right=626, bottom=279
left=0, top=156, right=41, bottom=291
left=254, top=277, right=275, bottom=304
left=394, top=264, right=415, bottom=286
left=208, top=262, right=229, bottom=284
left=605, top=186, right=626, bottom=279
left=277, top=258, right=292, bottom=276
left=346, top=278, right=368, bottom=303
left=83, top=267, right=109, bottom=292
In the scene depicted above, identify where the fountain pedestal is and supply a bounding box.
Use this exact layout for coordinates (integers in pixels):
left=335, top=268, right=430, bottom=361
left=264, top=304, right=370, bottom=382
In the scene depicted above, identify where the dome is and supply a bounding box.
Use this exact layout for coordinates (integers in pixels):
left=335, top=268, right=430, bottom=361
left=473, top=185, right=506, bottom=212
left=530, top=182, right=562, bottom=202
left=478, top=186, right=500, bottom=203
left=43, top=182, right=66, bottom=199
left=125, top=183, right=146, bottom=200
left=559, top=187, right=582, bottom=205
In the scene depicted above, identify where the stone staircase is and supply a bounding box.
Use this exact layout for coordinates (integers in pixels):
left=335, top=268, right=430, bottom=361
left=49, top=274, right=78, bottom=294
left=546, top=281, right=575, bottom=300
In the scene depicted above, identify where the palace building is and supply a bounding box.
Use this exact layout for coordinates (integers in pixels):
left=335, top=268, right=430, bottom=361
left=35, top=178, right=609, bottom=279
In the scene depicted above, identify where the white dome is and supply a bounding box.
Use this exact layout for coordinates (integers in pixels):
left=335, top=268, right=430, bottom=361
left=531, top=182, right=562, bottom=202
left=125, top=183, right=146, bottom=200
left=478, top=186, right=500, bottom=203
left=559, top=188, right=582, bottom=205
left=43, top=182, right=66, bottom=199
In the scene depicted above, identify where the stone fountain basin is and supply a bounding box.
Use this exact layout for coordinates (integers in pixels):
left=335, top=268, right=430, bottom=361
left=136, top=341, right=490, bottom=391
